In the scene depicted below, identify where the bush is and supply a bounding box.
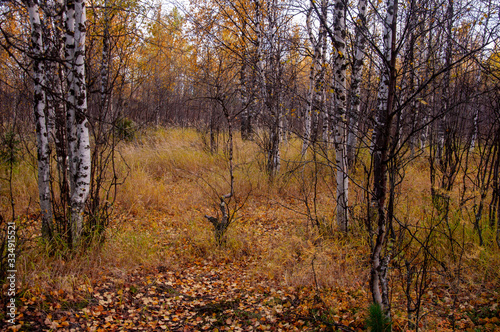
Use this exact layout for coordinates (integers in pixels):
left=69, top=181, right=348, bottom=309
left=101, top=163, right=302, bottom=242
left=0, top=130, right=20, bottom=166
left=115, top=117, right=136, bottom=141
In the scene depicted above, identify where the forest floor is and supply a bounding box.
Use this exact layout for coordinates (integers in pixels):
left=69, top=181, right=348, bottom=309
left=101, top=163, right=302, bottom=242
left=10, top=251, right=367, bottom=331
left=5, top=210, right=500, bottom=332
left=2, top=128, right=500, bottom=331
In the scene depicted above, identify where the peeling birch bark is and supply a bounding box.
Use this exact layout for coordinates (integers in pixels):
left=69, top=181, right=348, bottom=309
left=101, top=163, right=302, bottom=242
left=347, top=0, right=368, bottom=167
left=27, top=0, right=53, bottom=239
left=65, top=0, right=91, bottom=246
left=333, top=0, right=349, bottom=232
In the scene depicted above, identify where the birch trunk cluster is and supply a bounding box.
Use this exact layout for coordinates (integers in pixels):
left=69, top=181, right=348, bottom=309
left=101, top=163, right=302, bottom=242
left=26, top=0, right=91, bottom=247
left=257, top=0, right=287, bottom=176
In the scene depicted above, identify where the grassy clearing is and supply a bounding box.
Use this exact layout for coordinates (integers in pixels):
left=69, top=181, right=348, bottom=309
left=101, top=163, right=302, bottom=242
left=3, top=127, right=500, bottom=330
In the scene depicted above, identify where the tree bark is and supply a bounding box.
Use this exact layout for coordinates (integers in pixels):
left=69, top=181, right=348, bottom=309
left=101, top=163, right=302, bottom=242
left=65, top=0, right=91, bottom=246
left=370, top=0, right=398, bottom=318
left=333, top=0, right=349, bottom=232
left=27, top=0, right=53, bottom=240
left=346, top=0, right=368, bottom=167
left=100, top=0, right=110, bottom=116
left=302, top=7, right=320, bottom=154
left=240, top=54, right=251, bottom=140
left=437, top=0, right=454, bottom=161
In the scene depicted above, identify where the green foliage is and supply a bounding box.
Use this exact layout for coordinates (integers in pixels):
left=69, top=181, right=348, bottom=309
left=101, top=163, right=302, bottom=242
left=366, top=303, right=391, bottom=332
left=0, top=130, right=20, bottom=166
left=115, top=117, right=136, bottom=141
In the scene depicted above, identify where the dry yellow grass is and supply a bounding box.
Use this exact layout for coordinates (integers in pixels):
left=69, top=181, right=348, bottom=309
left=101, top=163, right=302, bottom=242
left=3, top=127, right=499, bottom=330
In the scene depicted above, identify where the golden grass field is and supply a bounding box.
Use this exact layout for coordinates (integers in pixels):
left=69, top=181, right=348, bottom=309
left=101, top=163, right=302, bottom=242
left=2, top=127, right=499, bottom=331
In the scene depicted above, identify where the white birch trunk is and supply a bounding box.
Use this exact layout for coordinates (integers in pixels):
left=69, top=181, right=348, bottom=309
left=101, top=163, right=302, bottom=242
left=333, top=0, right=349, bottom=232
left=240, top=56, right=250, bottom=139
left=43, top=22, right=56, bottom=145
left=239, top=17, right=253, bottom=141
left=100, top=0, right=110, bottom=115
left=261, top=0, right=282, bottom=176
left=420, top=112, right=429, bottom=149
left=419, top=15, right=433, bottom=151
left=272, top=104, right=282, bottom=173
left=302, top=76, right=314, bottom=155
left=370, top=0, right=397, bottom=316
left=41, top=1, right=61, bottom=145
left=346, top=0, right=368, bottom=166
left=65, top=0, right=91, bottom=246
left=470, top=108, right=479, bottom=151
left=43, top=1, right=70, bottom=208
left=470, top=73, right=481, bottom=151
left=302, top=7, right=316, bottom=155
left=65, top=0, right=77, bottom=235
left=438, top=0, right=454, bottom=161
left=255, top=0, right=265, bottom=108
left=303, top=3, right=327, bottom=154
left=28, top=0, right=53, bottom=239
left=406, top=8, right=417, bottom=157
left=65, top=0, right=75, bottom=187
left=318, top=0, right=328, bottom=145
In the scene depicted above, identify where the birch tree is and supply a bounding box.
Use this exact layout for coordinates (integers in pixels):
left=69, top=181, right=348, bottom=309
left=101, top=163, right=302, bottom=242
left=346, top=0, right=368, bottom=167
left=405, top=0, right=418, bottom=157
left=65, top=0, right=91, bottom=246
left=41, top=0, right=71, bottom=232
left=27, top=0, right=53, bottom=239
left=264, top=0, right=283, bottom=175
left=370, top=0, right=398, bottom=317
left=302, top=1, right=327, bottom=155
left=99, top=0, right=110, bottom=115
left=332, top=0, right=349, bottom=232
left=20, top=0, right=92, bottom=246
left=302, top=7, right=318, bottom=154
left=436, top=0, right=454, bottom=162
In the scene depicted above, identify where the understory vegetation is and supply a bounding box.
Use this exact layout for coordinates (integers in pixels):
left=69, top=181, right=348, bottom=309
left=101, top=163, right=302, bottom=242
left=1, top=128, right=499, bottom=331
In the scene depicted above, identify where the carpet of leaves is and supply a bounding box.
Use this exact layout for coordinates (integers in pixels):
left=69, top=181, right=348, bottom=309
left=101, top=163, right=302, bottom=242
left=2, top=212, right=500, bottom=331
left=6, top=259, right=500, bottom=331
left=6, top=259, right=371, bottom=332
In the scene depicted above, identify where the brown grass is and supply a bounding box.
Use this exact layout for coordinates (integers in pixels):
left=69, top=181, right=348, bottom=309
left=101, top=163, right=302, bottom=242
left=4, top=127, right=500, bottom=330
